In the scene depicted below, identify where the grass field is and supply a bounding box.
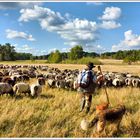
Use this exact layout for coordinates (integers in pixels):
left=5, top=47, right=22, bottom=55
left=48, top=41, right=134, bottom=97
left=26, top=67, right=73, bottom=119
left=0, top=59, right=140, bottom=137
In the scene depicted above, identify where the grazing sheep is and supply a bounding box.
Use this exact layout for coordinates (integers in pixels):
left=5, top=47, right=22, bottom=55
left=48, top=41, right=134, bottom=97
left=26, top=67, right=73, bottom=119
left=22, top=74, right=30, bottom=81
left=55, top=80, right=66, bottom=89
left=132, top=78, right=140, bottom=87
left=0, top=82, right=14, bottom=96
left=3, top=78, right=16, bottom=86
left=125, top=78, right=133, bottom=86
left=14, top=83, right=31, bottom=95
left=112, top=78, right=125, bottom=87
left=30, top=78, right=45, bottom=97
left=47, top=79, right=55, bottom=88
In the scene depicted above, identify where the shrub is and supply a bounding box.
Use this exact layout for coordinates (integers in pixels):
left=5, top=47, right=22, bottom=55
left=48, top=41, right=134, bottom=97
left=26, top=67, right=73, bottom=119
left=62, top=57, right=102, bottom=65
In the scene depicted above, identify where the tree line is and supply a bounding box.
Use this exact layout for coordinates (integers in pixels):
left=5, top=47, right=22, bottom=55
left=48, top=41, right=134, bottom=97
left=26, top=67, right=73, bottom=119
left=101, top=50, right=140, bottom=63
left=0, top=43, right=33, bottom=61
left=0, top=43, right=140, bottom=64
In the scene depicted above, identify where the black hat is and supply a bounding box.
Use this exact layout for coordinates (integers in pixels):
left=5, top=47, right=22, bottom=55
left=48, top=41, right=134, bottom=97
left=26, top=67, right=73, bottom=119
left=87, top=62, right=95, bottom=68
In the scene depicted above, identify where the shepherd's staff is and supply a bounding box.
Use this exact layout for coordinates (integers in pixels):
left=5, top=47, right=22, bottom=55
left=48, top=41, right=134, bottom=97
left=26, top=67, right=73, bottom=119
left=97, top=65, right=110, bottom=106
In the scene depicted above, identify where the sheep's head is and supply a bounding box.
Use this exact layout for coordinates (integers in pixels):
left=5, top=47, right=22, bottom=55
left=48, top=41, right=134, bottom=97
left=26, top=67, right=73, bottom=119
left=38, top=78, right=45, bottom=85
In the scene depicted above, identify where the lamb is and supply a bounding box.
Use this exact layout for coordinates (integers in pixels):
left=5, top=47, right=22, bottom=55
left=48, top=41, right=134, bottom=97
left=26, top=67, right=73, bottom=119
left=14, top=82, right=31, bottom=96
left=0, top=82, right=14, bottom=96
left=30, top=78, right=45, bottom=97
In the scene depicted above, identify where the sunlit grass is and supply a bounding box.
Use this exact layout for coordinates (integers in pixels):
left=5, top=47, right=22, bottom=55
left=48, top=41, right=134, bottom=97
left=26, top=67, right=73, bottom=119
left=0, top=81, right=139, bottom=137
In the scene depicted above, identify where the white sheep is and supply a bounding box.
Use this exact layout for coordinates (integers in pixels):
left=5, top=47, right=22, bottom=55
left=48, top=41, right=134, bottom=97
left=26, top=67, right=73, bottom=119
left=0, top=82, right=14, bottom=96
left=112, top=78, right=122, bottom=87
left=30, top=78, right=45, bottom=97
left=125, top=78, right=132, bottom=86
left=14, top=82, right=30, bottom=95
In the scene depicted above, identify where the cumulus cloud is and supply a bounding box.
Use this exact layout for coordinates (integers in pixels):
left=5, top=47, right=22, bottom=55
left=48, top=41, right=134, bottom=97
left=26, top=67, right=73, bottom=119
left=0, top=2, right=42, bottom=10
left=99, top=6, right=122, bottom=29
left=19, top=5, right=99, bottom=50
left=6, top=29, right=35, bottom=41
left=15, top=44, right=33, bottom=52
left=100, top=21, right=121, bottom=29
left=19, top=5, right=65, bottom=26
left=18, top=5, right=122, bottom=53
left=99, top=6, right=121, bottom=21
left=15, top=44, right=48, bottom=55
left=112, top=30, right=140, bottom=51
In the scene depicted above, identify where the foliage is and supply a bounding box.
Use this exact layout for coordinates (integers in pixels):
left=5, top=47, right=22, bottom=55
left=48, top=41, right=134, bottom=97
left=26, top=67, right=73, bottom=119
left=15, top=53, right=33, bottom=60
left=0, top=43, right=140, bottom=63
left=68, top=45, right=84, bottom=60
left=62, top=57, right=102, bottom=65
left=101, top=50, right=140, bottom=63
left=48, top=50, right=62, bottom=63
left=0, top=43, right=16, bottom=61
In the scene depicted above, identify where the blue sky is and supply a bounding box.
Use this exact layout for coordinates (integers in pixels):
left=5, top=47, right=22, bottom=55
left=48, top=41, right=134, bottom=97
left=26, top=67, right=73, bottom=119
left=0, top=2, right=140, bottom=55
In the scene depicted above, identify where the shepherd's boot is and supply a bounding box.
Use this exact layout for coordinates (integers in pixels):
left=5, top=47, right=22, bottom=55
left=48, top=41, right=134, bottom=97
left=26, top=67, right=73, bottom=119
left=80, top=97, right=85, bottom=112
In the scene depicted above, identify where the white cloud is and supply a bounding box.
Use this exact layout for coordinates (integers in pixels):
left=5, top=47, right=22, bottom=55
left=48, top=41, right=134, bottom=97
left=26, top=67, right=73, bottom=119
left=19, top=5, right=65, bottom=27
left=84, top=44, right=106, bottom=53
left=48, top=48, right=57, bottom=54
left=15, top=44, right=33, bottom=52
left=100, top=21, right=121, bottom=29
left=19, top=5, right=99, bottom=49
left=99, top=6, right=121, bottom=21
left=99, top=6, right=122, bottom=30
left=6, top=29, right=35, bottom=41
left=18, top=5, right=122, bottom=53
left=15, top=44, right=48, bottom=55
left=112, top=30, right=140, bottom=51
left=61, top=47, right=70, bottom=52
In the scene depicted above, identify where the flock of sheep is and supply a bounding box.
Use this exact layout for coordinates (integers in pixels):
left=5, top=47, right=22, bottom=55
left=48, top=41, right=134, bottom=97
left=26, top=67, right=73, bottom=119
left=0, top=64, right=140, bottom=97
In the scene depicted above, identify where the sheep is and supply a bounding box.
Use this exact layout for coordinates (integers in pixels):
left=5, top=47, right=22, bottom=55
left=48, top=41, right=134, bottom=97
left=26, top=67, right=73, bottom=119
left=2, top=77, right=16, bottom=86
left=0, top=72, right=3, bottom=77
left=47, top=79, right=55, bottom=88
left=14, top=82, right=31, bottom=96
left=112, top=78, right=125, bottom=87
left=30, top=78, right=45, bottom=97
left=0, top=82, right=14, bottom=96
left=125, top=77, right=133, bottom=86
left=55, top=80, right=66, bottom=89
left=132, top=78, right=140, bottom=87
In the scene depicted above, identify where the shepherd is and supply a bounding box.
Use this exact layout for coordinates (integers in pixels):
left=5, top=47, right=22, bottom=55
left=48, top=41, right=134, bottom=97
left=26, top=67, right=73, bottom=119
left=76, top=62, right=103, bottom=113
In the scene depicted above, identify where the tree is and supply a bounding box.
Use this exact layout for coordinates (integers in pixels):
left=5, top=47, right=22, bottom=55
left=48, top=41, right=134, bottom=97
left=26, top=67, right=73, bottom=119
left=0, top=43, right=16, bottom=61
left=48, top=50, right=62, bottom=63
left=68, top=45, right=83, bottom=60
